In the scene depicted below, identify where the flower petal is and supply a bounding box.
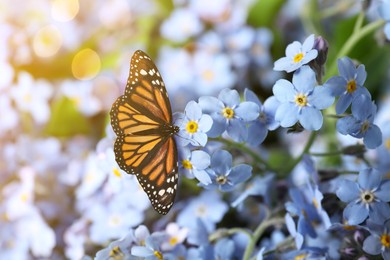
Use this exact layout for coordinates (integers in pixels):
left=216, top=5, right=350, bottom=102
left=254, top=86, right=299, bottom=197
left=336, top=179, right=359, bottom=202
left=273, top=79, right=295, bottom=102
left=364, top=125, right=382, bottom=149
left=219, top=89, right=240, bottom=107
left=199, top=96, right=223, bottom=113
left=235, top=101, right=259, bottom=121
left=343, top=202, right=368, bottom=225
left=337, top=57, right=355, bottom=80
left=292, top=66, right=316, bottom=93
left=211, top=150, right=232, bottom=174
left=362, top=235, right=382, bottom=255
left=358, top=168, right=382, bottom=190
left=299, top=107, right=323, bottom=131
left=275, top=103, right=298, bottom=127
left=375, top=180, right=390, bottom=202
left=336, top=93, right=352, bottom=114
left=185, top=101, right=202, bottom=120
left=309, top=86, right=334, bottom=109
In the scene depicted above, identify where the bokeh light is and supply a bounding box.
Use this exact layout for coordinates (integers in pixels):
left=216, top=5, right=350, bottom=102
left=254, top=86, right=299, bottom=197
left=71, top=48, right=101, bottom=80
left=32, top=25, right=62, bottom=58
left=51, top=0, right=79, bottom=22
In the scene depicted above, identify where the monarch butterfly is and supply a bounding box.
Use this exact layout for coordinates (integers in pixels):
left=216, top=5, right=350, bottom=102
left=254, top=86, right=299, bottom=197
left=110, top=50, right=179, bottom=215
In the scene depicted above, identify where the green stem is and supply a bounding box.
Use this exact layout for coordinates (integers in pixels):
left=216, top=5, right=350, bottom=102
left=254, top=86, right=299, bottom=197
left=243, top=217, right=286, bottom=260
left=353, top=11, right=365, bottom=33
left=284, top=131, right=317, bottom=174
left=318, top=0, right=355, bottom=19
left=209, top=227, right=252, bottom=242
left=327, top=19, right=386, bottom=77
left=211, top=137, right=273, bottom=171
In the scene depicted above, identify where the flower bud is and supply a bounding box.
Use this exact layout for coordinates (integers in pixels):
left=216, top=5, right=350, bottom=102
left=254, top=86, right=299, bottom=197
left=313, top=36, right=329, bottom=66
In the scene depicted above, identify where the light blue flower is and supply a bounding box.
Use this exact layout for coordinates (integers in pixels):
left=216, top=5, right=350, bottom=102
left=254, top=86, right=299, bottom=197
left=324, top=56, right=370, bottom=114
left=131, top=233, right=166, bottom=260
left=160, top=8, right=204, bottom=43
left=214, top=238, right=235, bottom=259
left=251, top=28, right=273, bottom=67
left=201, top=150, right=252, bottom=192
left=175, top=100, right=213, bottom=147
left=176, top=191, right=228, bottom=231
left=231, top=174, right=275, bottom=208
left=199, top=88, right=259, bottom=141
left=273, top=65, right=334, bottom=130
left=336, top=94, right=382, bottom=149
left=178, top=147, right=212, bottom=185
left=379, top=1, right=390, bottom=40
left=192, top=51, right=236, bottom=96
left=363, top=217, right=390, bottom=259
left=244, top=89, right=279, bottom=145
left=273, top=34, right=318, bottom=73
left=95, top=232, right=135, bottom=260
left=336, top=168, right=390, bottom=225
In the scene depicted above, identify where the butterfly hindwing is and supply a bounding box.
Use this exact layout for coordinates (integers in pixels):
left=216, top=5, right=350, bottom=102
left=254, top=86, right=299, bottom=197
left=110, top=50, right=178, bottom=215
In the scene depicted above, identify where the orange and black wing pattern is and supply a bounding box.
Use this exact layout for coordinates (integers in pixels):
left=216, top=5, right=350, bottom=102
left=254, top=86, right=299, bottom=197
left=110, top=50, right=178, bottom=215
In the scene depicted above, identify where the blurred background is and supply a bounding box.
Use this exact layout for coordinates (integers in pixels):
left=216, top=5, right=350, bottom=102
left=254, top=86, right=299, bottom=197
left=1, top=0, right=390, bottom=259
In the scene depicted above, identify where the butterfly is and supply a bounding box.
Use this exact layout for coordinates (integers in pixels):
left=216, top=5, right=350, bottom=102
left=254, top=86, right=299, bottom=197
left=110, top=50, right=179, bottom=215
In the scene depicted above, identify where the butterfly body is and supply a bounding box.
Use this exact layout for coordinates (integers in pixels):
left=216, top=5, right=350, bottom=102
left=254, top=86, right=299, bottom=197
left=110, top=50, right=178, bottom=214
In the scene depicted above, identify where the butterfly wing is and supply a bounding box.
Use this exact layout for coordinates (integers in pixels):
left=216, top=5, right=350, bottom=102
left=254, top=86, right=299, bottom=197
left=110, top=50, right=178, bottom=214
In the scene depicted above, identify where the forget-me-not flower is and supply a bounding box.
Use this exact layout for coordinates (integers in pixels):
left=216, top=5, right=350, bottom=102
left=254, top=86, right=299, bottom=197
left=131, top=233, right=166, bottom=260
left=177, top=191, right=228, bottom=231
left=161, top=223, right=188, bottom=251
left=324, top=56, right=370, bottom=114
left=244, top=89, right=280, bottom=145
left=273, top=34, right=318, bottom=73
left=379, top=1, right=390, bottom=40
left=336, top=94, right=382, bottom=149
left=95, top=232, right=134, bottom=260
left=175, top=100, right=213, bottom=147
left=178, top=147, right=212, bottom=185
left=363, top=217, right=390, bottom=259
left=273, top=65, right=334, bottom=131
left=160, top=8, right=204, bottom=43
left=201, top=150, right=252, bottom=192
left=199, top=88, right=259, bottom=141
left=336, top=168, right=390, bottom=225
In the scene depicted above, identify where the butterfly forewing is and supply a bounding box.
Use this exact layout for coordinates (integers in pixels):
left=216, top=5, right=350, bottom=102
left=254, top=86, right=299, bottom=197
left=110, top=50, right=178, bottom=215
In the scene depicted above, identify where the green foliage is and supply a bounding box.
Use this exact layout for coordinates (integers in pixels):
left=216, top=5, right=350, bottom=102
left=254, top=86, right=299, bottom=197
left=45, top=97, right=90, bottom=137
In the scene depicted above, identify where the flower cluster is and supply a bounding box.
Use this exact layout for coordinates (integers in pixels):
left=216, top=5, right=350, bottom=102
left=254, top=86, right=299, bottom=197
left=2, top=1, right=390, bottom=260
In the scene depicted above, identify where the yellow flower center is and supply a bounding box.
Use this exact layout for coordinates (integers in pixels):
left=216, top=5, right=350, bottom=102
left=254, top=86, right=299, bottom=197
left=294, top=93, right=308, bottom=107
left=169, top=237, right=178, bottom=246
left=294, top=254, right=307, bottom=260
left=312, top=198, right=319, bottom=209
left=202, top=69, right=214, bottom=81
left=109, top=246, right=124, bottom=258
left=293, top=53, right=304, bottom=63
left=343, top=225, right=357, bottom=231
left=186, top=121, right=198, bottom=133
left=182, top=159, right=193, bottom=169
left=360, top=120, right=370, bottom=133
left=154, top=250, right=163, bottom=260
left=385, top=138, right=390, bottom=150
left=222, top=107, right=234, bottom=119
left=360, top=190, right=375, bottom=204
left=346, top=80, right=357, bottom=93
left=113, top=167, right=121, bottom=178
left=381, top=234, right=390, bottom=248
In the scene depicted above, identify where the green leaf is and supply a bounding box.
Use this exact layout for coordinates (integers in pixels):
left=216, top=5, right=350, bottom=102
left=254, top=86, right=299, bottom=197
left=45, top=97, right=90, bottom=137
left=247, top=0, right=285, bottom=27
